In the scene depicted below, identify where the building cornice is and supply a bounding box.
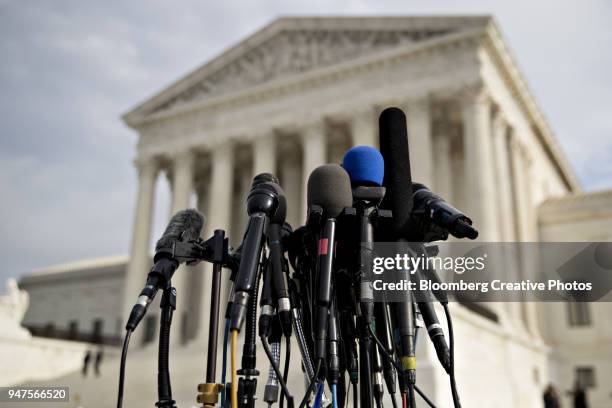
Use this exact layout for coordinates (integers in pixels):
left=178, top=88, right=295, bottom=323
left=125, top=27, right=484, bottom=129
left=539, top=190, right=612, bottom=224
left=123, top=16, right=490, bottom=127
left=20, top=255, right=129, bottom=286
left=481, top=19, right=580, bottom=192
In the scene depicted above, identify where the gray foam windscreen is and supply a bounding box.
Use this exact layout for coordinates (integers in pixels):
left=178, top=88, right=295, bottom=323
left=307, top=164, right=353, bottom=218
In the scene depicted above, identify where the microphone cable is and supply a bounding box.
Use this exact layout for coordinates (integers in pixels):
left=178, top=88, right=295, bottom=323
left=280, top=336, right=291, bottom=408
left=312, top=382, right=324, bottom=408
left=116, top=328, right=132, bottom=408
left=369, top=326, right=437, bottom=408
left=443, top=304, right=461, bottom=408
left=261, top=334, right=295, bottom=408
left=331, top=383, right=338, bottom=408
left=298, top=359, right=322, bottom=408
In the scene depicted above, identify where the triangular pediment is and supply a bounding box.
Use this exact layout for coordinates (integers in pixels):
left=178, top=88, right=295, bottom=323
left=125, top=16, right=490, bottom=122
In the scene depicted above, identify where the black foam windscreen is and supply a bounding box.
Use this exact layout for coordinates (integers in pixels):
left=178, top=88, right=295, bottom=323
left=252, top=172, right=279, bottom=187
left=155, top=209, right=205, bottom=254
left=379, top=107, right=413, bottom=236
left=307, top=164, right=353, bottom=218
left=263, top=181, right=287, bottom=224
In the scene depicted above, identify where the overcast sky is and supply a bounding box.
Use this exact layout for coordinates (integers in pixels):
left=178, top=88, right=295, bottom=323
left=0, top=0, right=610, bottom=288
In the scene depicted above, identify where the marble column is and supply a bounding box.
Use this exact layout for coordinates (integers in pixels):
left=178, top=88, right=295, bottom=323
left=461, top=89, right=498, bottom=241
left=510, top=138, right=543, bottom=340
left=492, top=115, right=514, bottom=242
left=122, top=158, right=158, bottom=346
left=280, top=148, right=302, bottom=229
left=168, top=150, right=195, bottom=344
left=491, top=115, right=526, bottom=330
left=252, top=133, right=277, bottom=176
left=350, top=108, right=377, bottom=148
left=197, top=144, right=234, bottom=341
left=406, top=98, right=434, bottom=187
left=432, top=130, right=453, bottom=199
left=300, top=121, right=327, bottom=222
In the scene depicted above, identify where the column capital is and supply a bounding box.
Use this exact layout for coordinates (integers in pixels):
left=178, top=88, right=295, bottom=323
left=403, top=94, right=432, bottom=109
left=458, top=84, right=490, bottom=106
left=300, top=119, right=326, bottom=140
left=349, top=106, right=377, bottom=147
left=170, top=149, right=195, bottom=167
left=210, top=141, right=234, bottom=157
left=252, top=133, right=278, bottom=177
left=134, top=157, right=159, bottom=176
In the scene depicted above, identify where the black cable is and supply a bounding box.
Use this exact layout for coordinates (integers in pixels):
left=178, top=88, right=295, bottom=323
left=390, top=393, right=398, bottom=408
left=370, top=326, right=437, bottom=408
left=352, top=382, right=358, bottom=408
left=414, top=385, right=436, bottom=408
left=280, top=335, right=291, bottom=408
left=261, top=335, right=295, bottom=408
left=299, top=360, right=322, bottom=408
left=116, top=329, right=132, bottom=408
left=443, top=304, right=461, bottom=408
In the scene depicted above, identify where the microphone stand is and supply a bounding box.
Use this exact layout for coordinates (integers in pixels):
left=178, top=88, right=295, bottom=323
left=156, top=282, right=177, bottom=408
left=352, top=186, right=389, bottom=408
left=197, top=229, right=229, bottom=408
left=237, top=256, right=265, bottom=408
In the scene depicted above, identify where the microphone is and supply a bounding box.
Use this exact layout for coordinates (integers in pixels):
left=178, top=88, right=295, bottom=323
left=378, top=107, right=417, bottom=404
left=307, top=164, right=353, bottom=362
left=267, top=184, right=292, bottom=336
left=417, top=299, right=451, bottom=373
left=379, top=107, right=413, bottom=237
left=342, top=146, right=386, bottom=408
left=126, top=209, right=204, bottom=331
left=342, top=145, right=385, bottom=187
left=229, top=179, right=279, bottom=332
left=412, top=183, right=478, bottom=240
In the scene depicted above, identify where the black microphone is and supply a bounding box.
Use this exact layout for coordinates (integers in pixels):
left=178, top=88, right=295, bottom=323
left=412, top=183, right=478, bottom=239
left=411, top=243, right=451, bottom=373
left=126, top=209, right=204, bottom=331
left=307, top=164, right=353, bottom=363
left=229, top=179, right=279, bottom=332
left=417, top=299, right=451, bottom=374
left=267, top=184, right=292, bottom=336
left=379, top=107, right=413, bottom=237
left=379, top=107, right=417, bottom=403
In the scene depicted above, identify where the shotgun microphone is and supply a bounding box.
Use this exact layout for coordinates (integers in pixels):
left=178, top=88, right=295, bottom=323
left=379, top=107, right=413, bottom=237
left=126, top=209, right=204, bottom=331
left=412, top=183, right=478, bottom=239
left=378, top=107, right=417, bottom=404
left=307, top=164, right=353, bottom=362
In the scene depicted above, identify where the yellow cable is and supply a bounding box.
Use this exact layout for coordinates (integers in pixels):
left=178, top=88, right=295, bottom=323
left=230, top=329, right=238, bottom=408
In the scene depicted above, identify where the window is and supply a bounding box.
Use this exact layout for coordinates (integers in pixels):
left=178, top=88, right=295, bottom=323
left=575, top=367, right=596, bottom=388
left=68, top=320, right=78, bottom=339
left=567, top=302, right=591, bottom=327
left=92, top=319, right=104, bottom=342
left=143, top=315, right=157, bottom=345
left=44, top=323, right=55, bottom=337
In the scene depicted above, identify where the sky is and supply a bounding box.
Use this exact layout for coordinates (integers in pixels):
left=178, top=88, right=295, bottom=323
left=0, top=0, right=611, bottom=288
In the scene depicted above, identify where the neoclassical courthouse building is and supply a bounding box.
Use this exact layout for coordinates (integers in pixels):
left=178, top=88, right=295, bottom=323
left=17, top=16, right=612, bottom=407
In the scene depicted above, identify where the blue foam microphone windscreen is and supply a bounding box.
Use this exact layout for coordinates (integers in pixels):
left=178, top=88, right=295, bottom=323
left=342, top=145, right=385, bottom=187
